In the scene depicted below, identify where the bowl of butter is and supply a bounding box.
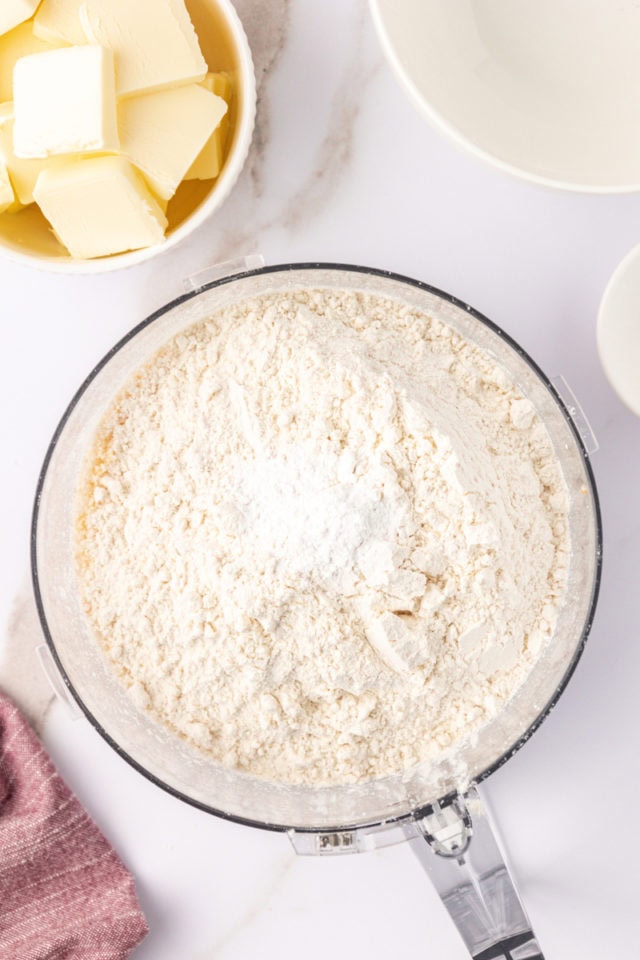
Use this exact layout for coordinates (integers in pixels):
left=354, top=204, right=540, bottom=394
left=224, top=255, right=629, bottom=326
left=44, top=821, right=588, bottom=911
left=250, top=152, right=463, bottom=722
left=0, top=0, right=255, bottom=271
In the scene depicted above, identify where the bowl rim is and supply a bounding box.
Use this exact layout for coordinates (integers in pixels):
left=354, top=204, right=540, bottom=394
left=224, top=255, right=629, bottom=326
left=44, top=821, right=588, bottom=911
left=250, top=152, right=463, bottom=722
left=369, top=0, right=640, bottom=195
left=31, top=262, right=603, bottom=833
left=0, top=0, right=257, bottom=274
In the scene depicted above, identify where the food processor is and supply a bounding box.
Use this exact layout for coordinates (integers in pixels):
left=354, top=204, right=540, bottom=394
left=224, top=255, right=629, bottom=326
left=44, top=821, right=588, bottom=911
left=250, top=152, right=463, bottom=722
left=32, top=262, right=601, bottom=960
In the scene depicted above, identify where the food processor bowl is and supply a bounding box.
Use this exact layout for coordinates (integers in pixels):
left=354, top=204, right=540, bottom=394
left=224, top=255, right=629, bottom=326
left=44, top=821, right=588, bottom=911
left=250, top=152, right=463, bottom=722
left=32, top=264, right=601, bottom=959
left=32, top=263, right=601, bottom=830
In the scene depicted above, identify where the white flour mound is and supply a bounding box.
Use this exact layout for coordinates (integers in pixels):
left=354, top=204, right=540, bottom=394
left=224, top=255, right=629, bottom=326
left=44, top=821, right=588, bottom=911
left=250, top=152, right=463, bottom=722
left=76, top=288, right=569, bottom=785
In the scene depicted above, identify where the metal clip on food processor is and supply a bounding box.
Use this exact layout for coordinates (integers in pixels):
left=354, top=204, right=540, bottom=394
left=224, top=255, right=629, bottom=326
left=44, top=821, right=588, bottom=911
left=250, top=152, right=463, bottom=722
left=32, top=262, right=602, bottom=960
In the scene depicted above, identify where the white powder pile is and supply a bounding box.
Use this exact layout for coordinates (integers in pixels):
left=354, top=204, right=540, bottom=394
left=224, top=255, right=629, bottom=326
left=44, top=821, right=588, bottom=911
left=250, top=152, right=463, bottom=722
left=76, top=288, right=569, bottom=785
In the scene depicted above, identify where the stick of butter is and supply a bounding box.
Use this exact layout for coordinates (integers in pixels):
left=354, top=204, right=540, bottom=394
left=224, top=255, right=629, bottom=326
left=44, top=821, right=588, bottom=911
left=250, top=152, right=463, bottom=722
left=119, top=84, right=227, bottom=201
left=0, top=0, right=40, bottom=39
left=186, top=73, right=232, bottom=181
left=33, top=0, right=87, bottom=46
left=80, top=0, right=207, bottom=98
left=33, top=156, right=168, bottom=259
left=13, top=46, right=119, bottom=159
left=0, top=21, right=61, bottom=104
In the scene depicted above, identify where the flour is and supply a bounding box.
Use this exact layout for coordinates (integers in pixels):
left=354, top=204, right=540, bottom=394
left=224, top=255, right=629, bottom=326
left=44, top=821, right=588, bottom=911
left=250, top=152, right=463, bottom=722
left=75, top=288, right=569, bottom=785
left=235, top=445, right=410, bottom=594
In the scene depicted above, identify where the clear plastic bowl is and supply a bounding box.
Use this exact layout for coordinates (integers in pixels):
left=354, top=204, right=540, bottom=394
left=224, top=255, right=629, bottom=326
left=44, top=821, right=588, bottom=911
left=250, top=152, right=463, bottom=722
left=31, top=264, right=602, bottom=831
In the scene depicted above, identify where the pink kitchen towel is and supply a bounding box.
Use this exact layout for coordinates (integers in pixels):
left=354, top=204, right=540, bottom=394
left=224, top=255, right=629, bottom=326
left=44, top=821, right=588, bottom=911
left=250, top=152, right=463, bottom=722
left=0, top=691, right=148, bottom=960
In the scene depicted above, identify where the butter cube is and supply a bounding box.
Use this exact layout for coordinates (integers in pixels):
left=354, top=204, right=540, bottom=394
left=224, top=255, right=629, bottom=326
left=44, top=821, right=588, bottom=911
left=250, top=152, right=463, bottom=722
left=186, top=73, right=232, bottom=181
left=33, top=0, right=87, bottom=46
left=0, top=21, right=61, bottom=104
left=207, top=73, right=232, bottom=100
left=14, top=46, right=119, bottom=159
left=119, top=84, right=227, bottom=201
left=33, top=156, right=168, bottom=259
left=0, top=102, right=43, bottom=203
left=0, top=160, right=16, bottom=213
left=0, top=0, right=40, bottom=39
left=80, top=0, right=207, bottom=98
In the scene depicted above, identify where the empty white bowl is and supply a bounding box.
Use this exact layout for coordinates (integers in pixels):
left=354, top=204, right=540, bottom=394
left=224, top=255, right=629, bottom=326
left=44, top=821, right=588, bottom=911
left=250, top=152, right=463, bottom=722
left=370, top=0, right=640, bottom=193
left=598, top=243, right=640, bottom=416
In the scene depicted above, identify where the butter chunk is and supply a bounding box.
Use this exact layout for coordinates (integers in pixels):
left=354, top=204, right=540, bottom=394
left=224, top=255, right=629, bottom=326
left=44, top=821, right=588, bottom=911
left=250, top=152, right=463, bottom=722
left=0, top=160, right=16, bottom=213
left=119, top=84, right=227, bottom=201
left=33, top=156, right=168, bottom=259
left=33, top=0, right=87, bottom=46
left=186, top=73, right=232, bottom=181
left=14, top=46, right=119, bottom=159
left=204, top=72, right=232, bottom=100
left=0, top=102, right=73, bottom=206
left=0, top=103, right=44, bottom=204
left=80, top=0, right=207, bottom=97
left=0, top=21, right=61, bottom=104
left=0, top=0, right=40, bottom=39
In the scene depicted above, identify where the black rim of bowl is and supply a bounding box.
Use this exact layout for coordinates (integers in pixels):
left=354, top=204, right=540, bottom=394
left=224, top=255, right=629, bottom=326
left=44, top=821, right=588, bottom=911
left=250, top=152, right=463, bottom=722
left=30, top=262, right=603, bottom=834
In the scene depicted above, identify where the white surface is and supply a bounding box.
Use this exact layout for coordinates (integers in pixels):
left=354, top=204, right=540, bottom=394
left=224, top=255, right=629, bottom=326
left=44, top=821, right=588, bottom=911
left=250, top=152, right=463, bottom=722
left=371, top=0, right=640, bottom=192
left=1, top=0, right=639, bottom=957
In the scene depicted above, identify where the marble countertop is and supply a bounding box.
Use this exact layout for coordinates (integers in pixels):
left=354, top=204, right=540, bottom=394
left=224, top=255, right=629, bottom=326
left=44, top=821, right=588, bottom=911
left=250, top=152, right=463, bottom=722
left=2, top=1, right=640, bottom=956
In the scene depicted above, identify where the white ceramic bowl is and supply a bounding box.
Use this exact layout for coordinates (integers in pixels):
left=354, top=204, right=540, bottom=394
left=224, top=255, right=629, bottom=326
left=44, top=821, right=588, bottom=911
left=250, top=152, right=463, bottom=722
left=0, top=0, right=256, bottom=273
left=598, top=243, right=640, bottom=416
left=370, top=0, right=640, bottom=193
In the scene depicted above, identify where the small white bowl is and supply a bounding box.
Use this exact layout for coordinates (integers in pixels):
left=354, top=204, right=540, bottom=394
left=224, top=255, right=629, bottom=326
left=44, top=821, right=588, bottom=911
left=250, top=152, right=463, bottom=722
left=0, top=0, right=256, bottom=273
left=598, top=243, right=640, bottom=416
left=370, top=0, right=640, bottom=193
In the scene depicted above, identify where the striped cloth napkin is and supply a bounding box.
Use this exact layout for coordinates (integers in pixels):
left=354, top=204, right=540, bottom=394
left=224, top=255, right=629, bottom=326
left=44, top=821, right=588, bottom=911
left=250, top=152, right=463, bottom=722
left=0, top=691, right=148, bottom=959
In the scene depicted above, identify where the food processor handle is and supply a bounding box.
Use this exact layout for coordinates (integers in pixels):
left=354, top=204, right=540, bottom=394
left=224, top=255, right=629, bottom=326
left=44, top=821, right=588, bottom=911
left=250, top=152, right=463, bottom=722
left=412, top=785, right=545, bottom=959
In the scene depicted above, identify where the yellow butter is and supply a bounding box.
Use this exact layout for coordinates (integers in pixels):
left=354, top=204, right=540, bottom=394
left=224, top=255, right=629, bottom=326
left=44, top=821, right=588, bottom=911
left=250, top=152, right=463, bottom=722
left=33, top=155, right=168, bottom=259
left=185, top=73, right=232, bottom=181
left=0, top=21, right=61, bottom=105
left=0, top=102, right=81, bottom=207
left=0, top=103, right=44, bottom=204
left=13, top=45, right=119, bottom=159
left=119, top=83, right=227, bottom=201
left=0, top=0, right=40, bottom=39
left=33, top=0, right=87, bottom=46
left=0, top=159, right=17, bottom=213
left=80, top=0, right=207, bottom=98
left=202, top=73, right=232, bottom=102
